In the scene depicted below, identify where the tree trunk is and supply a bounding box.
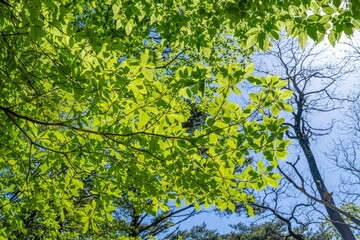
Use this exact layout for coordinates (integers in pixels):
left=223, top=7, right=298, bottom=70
left=296, top=127, right=356, bottom=240
left=129, top=211, right=140, bottom=238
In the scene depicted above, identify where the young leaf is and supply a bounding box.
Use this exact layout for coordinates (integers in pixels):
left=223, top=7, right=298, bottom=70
left=298, top=31, right=308, bottom=48
left=125, top=19, right=134, bottom=35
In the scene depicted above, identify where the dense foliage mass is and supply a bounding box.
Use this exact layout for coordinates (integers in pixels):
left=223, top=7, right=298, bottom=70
left=170, top=221, right=332, bottom=240
left=0, top=0, right=359, bottom=238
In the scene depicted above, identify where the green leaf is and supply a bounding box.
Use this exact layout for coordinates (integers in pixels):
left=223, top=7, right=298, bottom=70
left=71, top=179, right=84, bottom=189
left=142, top=68, right=154, bottom=80
left=81, top=217, right=89, bottom=223
left=106, top=213, right=113, bottom=221
left=141, top=49, right=150, bottom=65
left=249, top=93, right=258, bottom=103
left=39, top=163, right=48, bottom=173
left=257, top=32, right=267, bottom=51
left=82, top=221, right=89, bottom=234
left=269, top=30, right=281, bottom=40
left=353, top=19, right=360, bottom=29
left=92, top=222, right=100, bottom=233
left=282, top=103, right=293, bottom=112
left=279, top=90, right=293, bottom=100
left=194, top=200, right=201, bottom=211
left=60, top=209, right=65, bottom=222
left=246, top=34, right=258, bottom=49
left=298, top=31, right=308, bottom=48
left=276, top=150, right=287, bottom=159
left=116, top=19, right=122, bottom=30
left=306, top=25, right=318, bottom=41
left=322, top=6, right=334, bottom=15
left=160, top=202, right=170, bottom=211
left=328, top=30, right=337, bottom=47
left=228, top=202, right=236, bottom=212
left=257, top=160, right=265, bottom=172
left=245, top=63, right=255, bottom=76
left=125, top=19, right=134, bottom=35
left=112, top=4, right=120, bottom=16
left=271, top=104, right=280, bottom=116
left=265, top=176, right=279, bottom=188
left=246, top=205, right=255, bottom=217
left=232, top=86, right=241, bottom=94
left=246, top=28, right=260, bottom=36
left=54, top=131, right=65, bottom=142
left=274, top=79, right=288, bottom=88
left=202, top=47, right=211, bottom=58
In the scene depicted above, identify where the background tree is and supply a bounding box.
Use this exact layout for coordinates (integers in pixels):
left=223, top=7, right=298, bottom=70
left=169, top=223, right=220, bottom=240
left=172, top=220, right=331, bottom=240
left=210, top=36, right=360, bottom=240
left=247, top=37, right=359, bottom=239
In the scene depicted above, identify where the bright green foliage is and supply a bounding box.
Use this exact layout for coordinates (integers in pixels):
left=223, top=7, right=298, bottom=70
left=0, top=0, right=358, bottom=238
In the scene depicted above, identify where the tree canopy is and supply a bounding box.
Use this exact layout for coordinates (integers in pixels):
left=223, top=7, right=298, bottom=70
left=0, top=0, right=359, bottom=238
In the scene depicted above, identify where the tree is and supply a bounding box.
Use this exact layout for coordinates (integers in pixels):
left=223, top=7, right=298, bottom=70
left=171, top=221, right=331, bottom=240
left=248, top=37, right=360, bottom=239
left=328, top=37, right=360, bottom=202
left=214, top=36, right=360, bottom=240
left=324, top=48, right=360, bottom=238
left=169, top=223, right=220, bottom=240
left=0, top=0, right=359, bottom=238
